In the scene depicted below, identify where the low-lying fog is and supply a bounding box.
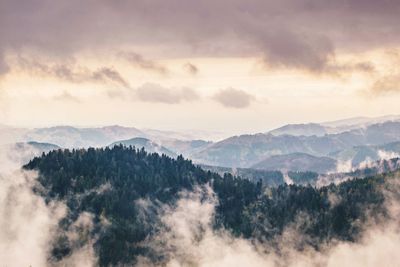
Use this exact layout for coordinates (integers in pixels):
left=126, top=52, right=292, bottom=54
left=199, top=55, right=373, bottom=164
left=1, top=145, right=400, bottom=267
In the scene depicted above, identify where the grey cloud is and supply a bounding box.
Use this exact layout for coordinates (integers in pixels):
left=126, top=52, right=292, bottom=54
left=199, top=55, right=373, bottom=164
left=0, top=52, right=9, bottom=76
left=320, top=61, right=376, bottom=76
left=259, top=29, right=334, bottom=72
left=353, top=62, right=376, bottom=73
left=17, top=57, right=129, bottom=88
left=258, top=28, right=376, bottom=74
left=92, top=67, right=130, bottom=88
left=136, top=83, right=199, bottom=104
left=118, top=52, right=168, bottom=74
left=184, top=63, right=198, bottom=75
left=1, top=0, right=400, bottom=74
left=213, top=88, right=255, bottom=109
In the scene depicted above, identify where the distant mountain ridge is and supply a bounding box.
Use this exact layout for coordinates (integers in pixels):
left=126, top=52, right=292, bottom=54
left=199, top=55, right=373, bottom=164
left=269, top=123, right=330, bottom=137
left=109, top=137, right=177, bottom=158
left=25, top=125, right=146, bottom=148
left=193, top=121, right=400, bottom=168
left=2, top=115, right=400, bottom=171
left=267, top=115, right=400, bottom=137
left=251, top=152, right=337, bottom=173
left=0, top=125, right=217, bottom=148
left=320, top=114, right=400, bottom=128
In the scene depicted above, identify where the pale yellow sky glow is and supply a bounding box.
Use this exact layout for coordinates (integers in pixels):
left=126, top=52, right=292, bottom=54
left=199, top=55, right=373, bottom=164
left=1, top=49, right=399, bottom=135
left=1, top=0, right=400, bottom=135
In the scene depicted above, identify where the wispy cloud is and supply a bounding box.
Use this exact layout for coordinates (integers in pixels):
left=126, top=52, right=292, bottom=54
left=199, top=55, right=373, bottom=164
left=17, top=57, right=130, bottom=88
left=92, top=67, right=130, bottom=88
left=118, top=51, right=168, bottom=74
left=136, top=83, right=199, bottom=104
left=369, top=74, right=400, bottom=95
left=213, top=88, right=255, bottom=108
left=183, top=63, right=199, bottom=75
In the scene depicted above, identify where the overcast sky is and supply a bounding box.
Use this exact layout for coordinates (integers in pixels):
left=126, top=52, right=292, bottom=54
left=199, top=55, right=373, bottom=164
left=1, top=0, right=400, bottom=134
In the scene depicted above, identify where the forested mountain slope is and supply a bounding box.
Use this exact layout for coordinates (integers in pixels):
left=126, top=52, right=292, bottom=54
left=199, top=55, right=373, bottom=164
left=25, top=146, right=398, bottom=266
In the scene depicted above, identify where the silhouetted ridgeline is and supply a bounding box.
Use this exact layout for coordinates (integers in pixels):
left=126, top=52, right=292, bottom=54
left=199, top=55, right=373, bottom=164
left=24, top=146, right=396, bottom=266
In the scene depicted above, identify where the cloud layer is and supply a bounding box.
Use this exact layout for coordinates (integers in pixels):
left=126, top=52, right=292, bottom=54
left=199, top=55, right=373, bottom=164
left=0, top=145, right=97, bottom=267
left=140, top=182, right=400, bottom=267
left=1, top=0, right=400, bottom=75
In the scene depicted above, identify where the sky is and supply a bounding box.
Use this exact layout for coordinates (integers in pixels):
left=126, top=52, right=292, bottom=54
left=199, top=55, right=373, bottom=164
left=1, top=0, right=400, bottom=135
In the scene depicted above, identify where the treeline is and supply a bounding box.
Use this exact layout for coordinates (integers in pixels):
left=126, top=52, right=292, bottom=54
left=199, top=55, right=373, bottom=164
left=25, top=146, right=394, bottom=266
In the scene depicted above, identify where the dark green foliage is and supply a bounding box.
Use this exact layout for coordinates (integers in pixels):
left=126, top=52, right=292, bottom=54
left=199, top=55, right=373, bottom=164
left=288, top=171, right=319, bottom=185
left=200, top=164, right=284, bottom=186
left=240, top=175, right=387, bottom=246
left=24, top=146, right=394, bottom=266
left=25, top=145, right=216, bottom=266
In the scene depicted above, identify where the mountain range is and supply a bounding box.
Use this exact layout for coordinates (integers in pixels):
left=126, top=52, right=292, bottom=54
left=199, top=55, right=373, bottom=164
left=191, top=120, right=400, bottom=170
left=3, top=115, right=400, bottom=173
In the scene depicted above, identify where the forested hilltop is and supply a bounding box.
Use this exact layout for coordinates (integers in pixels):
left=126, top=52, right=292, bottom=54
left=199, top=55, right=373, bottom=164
left=25, top=146, right=398, bottom=266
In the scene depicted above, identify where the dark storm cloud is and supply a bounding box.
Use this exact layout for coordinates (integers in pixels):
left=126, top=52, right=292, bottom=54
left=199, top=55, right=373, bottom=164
left=136, top=83, right=199, bottom=104
left=1, top=0, right=400, bottom=74
left=213, top=88, right=255, bottom=108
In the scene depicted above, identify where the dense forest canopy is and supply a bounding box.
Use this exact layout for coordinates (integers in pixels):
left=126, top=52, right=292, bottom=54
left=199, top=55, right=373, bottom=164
left=24, top=146, right=398, bottom=266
